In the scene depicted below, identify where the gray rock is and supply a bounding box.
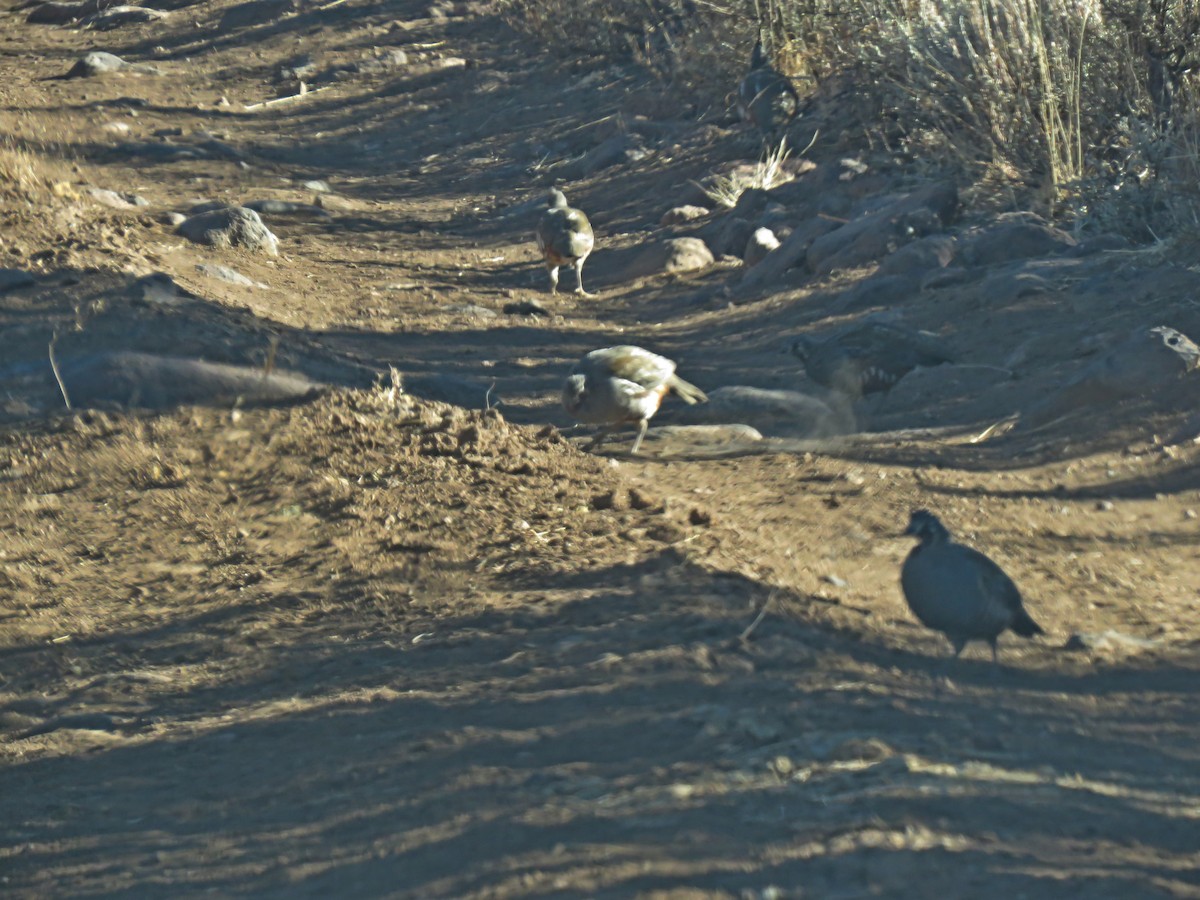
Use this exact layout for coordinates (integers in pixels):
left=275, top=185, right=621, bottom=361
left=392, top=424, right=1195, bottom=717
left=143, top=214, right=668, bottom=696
left=26, top=0, right=100, bottom=23
left=560, top=134, right=649, bottom=179
left=960, top=215, right=1077, bottom=267
left=243, top=199, right=331, bottom=219
left=86, top=187, right=149, bottom=209
left=502, top=298, right=550, bottom=316
left=351, top=48, right=409, bottom=76
left=0, top=269, right=36, bottom=293
left=80, top=6, right=169, bottom=28
left=60, top=352, right=322, bottom=410
left=660, top=205, right=710, bottom=226
left=442, top=303, right=498, bottom=318
left=66, top=51, right=160, bottom=78
left=196, top=263, right=264, bottom=287
left=665, top=385, right=851, bottom=439
left=130, top=272, right=191, bottom=307
left=1063, top=630, right=1159, bottom=652
left=641, top=423, right=764, bottom=448
left=878, top=234, right=957, bottom=277
left=743, top=227, right=780, bottom=268
left=301, top=180, right=331, bottom=193
left=737, top=214, right=841, bottom=291
left=177, top=206, right=279, bottom=255
left=617, top=237, right=713, bottom=280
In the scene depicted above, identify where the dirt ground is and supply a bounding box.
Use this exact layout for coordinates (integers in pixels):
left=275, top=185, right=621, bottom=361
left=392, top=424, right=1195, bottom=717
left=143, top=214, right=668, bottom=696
left=2, top=2, right=1200, bottom=897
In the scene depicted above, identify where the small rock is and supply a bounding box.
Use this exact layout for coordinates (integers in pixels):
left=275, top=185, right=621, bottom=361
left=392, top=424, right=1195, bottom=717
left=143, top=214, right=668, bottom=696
left=66, top=51, right=160, bottom=78
left=960, top=214, right=1077, bottom=267
left=1063, top=630, right=1160, bottom=652
left=162, top=211, right=187, bottom=226
left=243, top=199, right=331, bottom=219
left=1095, top=500, right=1114, bottom=511
left=743, top=227, right=780, bottom=268
left=502, top=298, right=550, bottom=316
left=302, top=179, right=330, bottom=193
left=617, top=237, right=714, bottom=280
left=196, top=263, right=264, bottom=287
left=352, top=48, right=409, bottom=76
left=177, top=206, right=279, bottom=255
left=81, top=6, right=169, bottom=29
left=878, top=233, right=957, bottom=276
left=660, top=204, right=710, bottom=225
left=86, top=187, right=149, bottom=209
left=442, top=303, right=497, bottom=318
left=665, top=385, right=852, bottom=439
left=130, top=272, right=189, bottom=306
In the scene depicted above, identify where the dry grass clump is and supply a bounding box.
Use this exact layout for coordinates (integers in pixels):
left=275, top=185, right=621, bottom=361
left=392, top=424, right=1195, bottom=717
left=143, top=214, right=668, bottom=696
left=698, top=137, right=796, bottom=208
left=762, top=0, right=1200, bottom=239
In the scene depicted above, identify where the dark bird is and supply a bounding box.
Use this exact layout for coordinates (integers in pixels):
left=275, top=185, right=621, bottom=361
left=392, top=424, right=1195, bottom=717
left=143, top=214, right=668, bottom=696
left=790, top=322, right=955, bottom=399
left=900, top=509, right=1044, bottom=662
left=536, top=188, right=594, bottom=296
left=736, top=37, right=799, bottom=138
left=562, top=345, right=707, bottom=454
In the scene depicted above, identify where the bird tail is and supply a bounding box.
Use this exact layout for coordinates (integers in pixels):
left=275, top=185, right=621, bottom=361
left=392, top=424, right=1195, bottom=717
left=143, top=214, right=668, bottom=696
left=1011, top=608, right=1044, bottom=638
left=668, top=375, right=707, bottom=405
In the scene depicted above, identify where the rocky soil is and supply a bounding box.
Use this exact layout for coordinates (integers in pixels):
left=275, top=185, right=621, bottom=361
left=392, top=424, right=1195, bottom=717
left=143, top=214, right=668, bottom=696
left=2, top=1, right=1200, bottom=897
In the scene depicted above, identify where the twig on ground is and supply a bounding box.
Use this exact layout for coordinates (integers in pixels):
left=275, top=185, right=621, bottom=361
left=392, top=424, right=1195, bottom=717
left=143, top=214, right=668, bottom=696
left=48, top=337, right=71, bottom=410
left=740, top=591, right=776, bottom=641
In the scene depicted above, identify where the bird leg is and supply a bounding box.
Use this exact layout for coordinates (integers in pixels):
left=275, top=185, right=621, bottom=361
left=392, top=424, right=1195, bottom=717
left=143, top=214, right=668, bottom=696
left=573, top=262, right=592, bottom=297
left=547, top=265, right=560, bottom=295
left=629, top=419, right=649, bottom=455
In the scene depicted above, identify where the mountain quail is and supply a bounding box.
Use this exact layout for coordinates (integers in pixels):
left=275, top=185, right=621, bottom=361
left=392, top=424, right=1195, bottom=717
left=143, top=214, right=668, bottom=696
left=562, top=345, right=708, bottom=454
left=790, top=322, right=955, bottom=399
left=900, top=509, right=1044, bottom=662
left=736, top=37, right=799, bottom=138
left=536, top=188, right=594, bottom=296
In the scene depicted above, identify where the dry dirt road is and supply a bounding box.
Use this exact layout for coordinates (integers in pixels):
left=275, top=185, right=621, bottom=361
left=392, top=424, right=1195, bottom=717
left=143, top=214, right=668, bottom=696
left=2, top=2, right=1200, bottom=897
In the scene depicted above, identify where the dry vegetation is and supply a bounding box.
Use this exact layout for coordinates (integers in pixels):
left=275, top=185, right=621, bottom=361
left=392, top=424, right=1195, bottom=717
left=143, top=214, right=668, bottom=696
left=505, top=0, right=1200, bottom=240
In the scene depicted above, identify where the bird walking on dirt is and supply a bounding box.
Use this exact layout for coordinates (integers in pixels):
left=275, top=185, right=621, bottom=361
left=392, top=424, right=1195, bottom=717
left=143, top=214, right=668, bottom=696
left=736, top=36, right=799, bottom=139
left=790, top=322, right=955, bottom=399
left=900, top=509, right=1044, bottom=663
left=562, top=345, right=708, bottom=454
left=536, top=188, right=594, bottom=297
